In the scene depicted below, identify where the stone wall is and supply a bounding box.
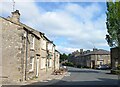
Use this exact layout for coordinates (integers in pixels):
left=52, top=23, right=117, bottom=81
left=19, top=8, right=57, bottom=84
left=1, top=14, right=60, bottom=84
left=1, top=18, right=24, bottom=83
left=111, top=47, right=119, bottom=68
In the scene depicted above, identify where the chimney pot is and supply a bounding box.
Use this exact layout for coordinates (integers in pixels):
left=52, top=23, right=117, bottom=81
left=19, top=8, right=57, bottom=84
left=11, top=10, right=20, bottom=23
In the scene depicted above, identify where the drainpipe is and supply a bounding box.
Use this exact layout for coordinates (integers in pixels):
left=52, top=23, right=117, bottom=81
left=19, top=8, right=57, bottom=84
left=25, top=31, right=28, bottom=80
left=54, top=48, right=55, bottom=71
left=46, top=42, right=48, bottom=72
left=21, top=33, right=25, bottom=81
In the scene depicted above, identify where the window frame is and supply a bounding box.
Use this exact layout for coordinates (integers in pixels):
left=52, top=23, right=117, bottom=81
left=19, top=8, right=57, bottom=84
left=30, top=35, right=35, bottom=50
left=29, top=57, right=34, bottom=72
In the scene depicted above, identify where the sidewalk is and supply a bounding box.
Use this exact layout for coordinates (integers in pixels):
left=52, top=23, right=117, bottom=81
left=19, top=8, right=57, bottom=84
left=1, top=71, right=68, bottom=86
left=22, top=71, right=68, bottom=85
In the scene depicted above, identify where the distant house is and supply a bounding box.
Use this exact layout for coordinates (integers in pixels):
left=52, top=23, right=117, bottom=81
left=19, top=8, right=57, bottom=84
left=68, top=48, right=110, bottom=68
left=1, top=10, right=60, bottom=84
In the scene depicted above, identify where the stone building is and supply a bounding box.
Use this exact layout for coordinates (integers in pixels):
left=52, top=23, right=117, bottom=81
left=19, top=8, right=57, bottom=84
left=54, top=50, right=60, bottom=70
left=68, top=50, right=80, bottom=66
left=68, top=48, right=110, bottom=68
left=111, top=47, right=120, bottom=68
left=1, top=10, right=60, bottom=84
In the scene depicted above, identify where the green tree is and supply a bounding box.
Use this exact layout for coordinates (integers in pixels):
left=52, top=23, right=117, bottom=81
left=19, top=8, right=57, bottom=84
left=106, top=0, right=120, bottom=47
left=60, top=53, right=68, bottom=62
left=106, top=1, right=120, bottom=69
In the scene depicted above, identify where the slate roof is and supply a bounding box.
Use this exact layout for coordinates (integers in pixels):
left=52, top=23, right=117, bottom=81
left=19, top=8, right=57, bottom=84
left=0, top=15, right=53, bottom=43
left=84, top=49, right=110, bottom=56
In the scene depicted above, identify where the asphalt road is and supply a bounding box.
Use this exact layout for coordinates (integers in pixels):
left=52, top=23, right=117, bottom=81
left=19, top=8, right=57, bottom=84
left=20, top=67, right=119, bottom=87
left=54, top=67, right=119, bottom=86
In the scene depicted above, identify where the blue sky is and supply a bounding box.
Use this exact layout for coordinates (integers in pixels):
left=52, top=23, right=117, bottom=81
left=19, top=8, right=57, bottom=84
left=1, top=0, right=110, bottom=54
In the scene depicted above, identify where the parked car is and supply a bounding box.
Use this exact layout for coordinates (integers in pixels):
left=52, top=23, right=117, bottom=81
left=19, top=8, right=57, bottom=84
left=96, top=65, right=110, bottom=70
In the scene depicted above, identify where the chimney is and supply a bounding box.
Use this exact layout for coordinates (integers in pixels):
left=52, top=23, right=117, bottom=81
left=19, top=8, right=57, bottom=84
left=11, top=10, right=20, bottom=23
left=80, top=49, right=83, bottom=54
left=93, top=48, right=98, bottom=52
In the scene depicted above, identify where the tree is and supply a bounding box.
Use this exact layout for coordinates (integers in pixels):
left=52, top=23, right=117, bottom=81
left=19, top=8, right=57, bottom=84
left=106, top=0, right=120, bottom=47
left=60, top=53, right=68, bottom=62
left=106, top=0, right=120, bottom=68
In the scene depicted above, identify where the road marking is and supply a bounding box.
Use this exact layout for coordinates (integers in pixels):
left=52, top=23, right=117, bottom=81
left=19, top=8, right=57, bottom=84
left=47, top=79, right=52, bottom=81
left=65, top=72, right=71, bottom=76
left=41, top=80, right=49, bottom=82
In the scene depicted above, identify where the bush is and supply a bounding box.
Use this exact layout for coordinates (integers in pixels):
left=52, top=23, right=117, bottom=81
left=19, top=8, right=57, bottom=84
left=117, top=64, right=120, bottom=70
left=62, top=62, right=74, bottom=67
left=77, top=65, right=82, bottom=68
left=111, top=70, right=120, bottom=74
left=111, top=65, right=120, bottom=74
left=82, top=66, right=90, bottom=68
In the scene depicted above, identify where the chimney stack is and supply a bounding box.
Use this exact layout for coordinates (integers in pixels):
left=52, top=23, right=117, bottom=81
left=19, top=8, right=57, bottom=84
left=11, top=10, right=20, bottom=23
left=80, top=49, right=83, bottom=54
left=93, top=48, right=98, bottom=52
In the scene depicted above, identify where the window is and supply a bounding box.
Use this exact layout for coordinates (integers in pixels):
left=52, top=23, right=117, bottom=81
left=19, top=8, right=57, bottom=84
left=30, top=35, right=35, bottom=49
left=49, top=59, right=52, bottom=67
left=98, top=55, right=103, bottom=60
left=41, top=58, right=46, bottom=69
left=29, top=57, right=34, bottom=72
left=48, top=43, right=53, bottom=52
left=41, top=38, right=46, bottom=50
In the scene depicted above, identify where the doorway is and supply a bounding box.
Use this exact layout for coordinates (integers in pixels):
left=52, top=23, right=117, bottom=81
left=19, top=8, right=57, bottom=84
left=36, top=57, right=39, bottom=77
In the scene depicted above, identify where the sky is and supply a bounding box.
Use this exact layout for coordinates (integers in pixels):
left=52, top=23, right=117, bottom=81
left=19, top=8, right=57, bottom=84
left=1, top=0, right=110, bottom=54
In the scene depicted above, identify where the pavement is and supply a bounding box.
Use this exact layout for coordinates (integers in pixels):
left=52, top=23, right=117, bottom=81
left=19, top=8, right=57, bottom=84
left=1, top=70, right=67, bottom=87
left=24, top=71, right=68, bottom=85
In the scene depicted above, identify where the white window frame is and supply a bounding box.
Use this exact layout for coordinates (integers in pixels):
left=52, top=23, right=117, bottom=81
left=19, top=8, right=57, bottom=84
left=29, top=57, right=34, bottom=72
left=31, top=35, right=35, bottom=49
left=49, top=59, right=52, bottom=67
left=40, top=58, right=46, bottom=69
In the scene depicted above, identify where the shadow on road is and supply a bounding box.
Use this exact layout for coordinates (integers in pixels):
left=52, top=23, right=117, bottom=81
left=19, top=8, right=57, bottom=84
left=1, top=77, right=119, bottom=87
left=18, top=78, right=119, bottom=87
left=68, top=69, right=99, bottom=73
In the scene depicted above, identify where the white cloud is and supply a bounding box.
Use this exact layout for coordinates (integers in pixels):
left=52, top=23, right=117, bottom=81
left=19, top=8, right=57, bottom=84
left=56, top=46, right=80, bottom=54
left=1, top=1, right=109, bottom=54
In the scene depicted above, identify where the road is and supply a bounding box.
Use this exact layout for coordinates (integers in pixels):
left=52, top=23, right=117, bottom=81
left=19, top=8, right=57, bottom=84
left=21, top=67, right=119, bottom=87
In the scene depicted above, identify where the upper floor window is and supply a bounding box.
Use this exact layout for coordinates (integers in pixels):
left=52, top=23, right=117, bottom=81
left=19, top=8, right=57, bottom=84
left=30, top=35, right=35, bottom=49
left=48, top=43, right=53, bottom=52
left=98, top=55, right=103, bottom=60
left=41, top=38, right=46, bottom=50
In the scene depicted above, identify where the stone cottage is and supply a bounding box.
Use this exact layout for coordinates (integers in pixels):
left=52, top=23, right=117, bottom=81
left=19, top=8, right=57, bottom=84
left=69, top=48, right=110, bottom=68
left=0, top=10, right=60, bottom=84
left=54, top=50, right=60, bottom=70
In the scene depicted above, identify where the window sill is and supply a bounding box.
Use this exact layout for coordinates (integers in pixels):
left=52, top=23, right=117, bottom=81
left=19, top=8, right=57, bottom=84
left=30, top=48, right=35, bottom=51
left=40, top=68, right=46, bottom=70
left=29, top=69, right=34, bottom=73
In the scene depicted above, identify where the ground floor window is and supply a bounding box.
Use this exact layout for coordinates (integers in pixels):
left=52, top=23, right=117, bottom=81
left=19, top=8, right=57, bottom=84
left=29, top=57, right=34, bottom=72
left=41, top=58, right=46, bottom=69
left=49, top=59, right=52, bottom=67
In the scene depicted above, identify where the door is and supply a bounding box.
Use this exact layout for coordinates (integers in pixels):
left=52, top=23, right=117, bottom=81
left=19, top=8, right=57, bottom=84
left=91, top=60, right=95, bottom=69
left=36, top=57, right=39, bottom=77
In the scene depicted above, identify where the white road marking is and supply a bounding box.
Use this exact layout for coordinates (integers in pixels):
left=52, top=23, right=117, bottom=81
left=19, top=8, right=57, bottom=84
left=41, top=80, right=48, bottom=82
left=65, top=72, right=71, bottom=76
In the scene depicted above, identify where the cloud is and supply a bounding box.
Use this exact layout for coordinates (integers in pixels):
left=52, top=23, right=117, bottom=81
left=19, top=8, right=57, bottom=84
left=1, top=1, right=109, bottom=54
left=56, top=46, right=80, bottom=54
